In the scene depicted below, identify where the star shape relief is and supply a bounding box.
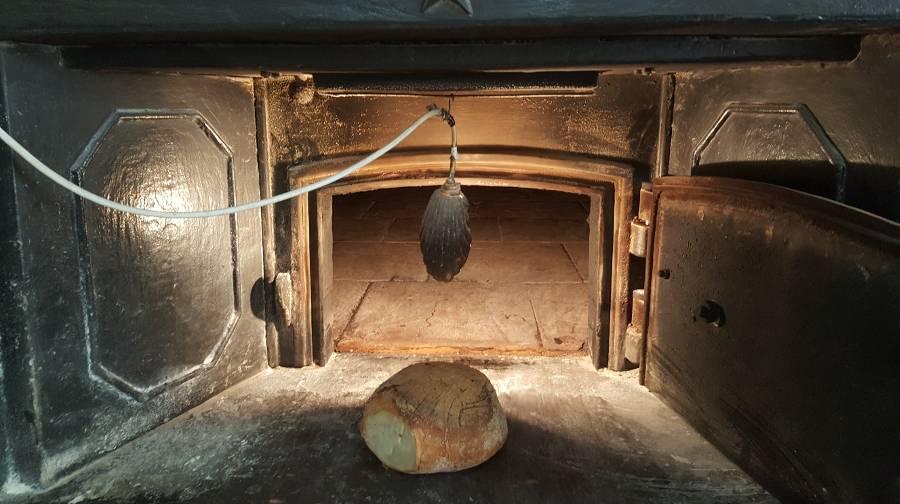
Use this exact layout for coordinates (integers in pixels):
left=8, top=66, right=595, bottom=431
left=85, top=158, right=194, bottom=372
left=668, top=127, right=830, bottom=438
left=421, top=0, right=473, bottom=15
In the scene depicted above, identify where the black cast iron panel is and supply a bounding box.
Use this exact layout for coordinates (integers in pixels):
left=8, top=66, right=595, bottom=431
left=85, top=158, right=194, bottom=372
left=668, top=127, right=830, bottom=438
left=692, top=104, right=847, bottom=200
left=670, top=34, right=900, bottom=222
left=0, top=44, right=266, bottom=487
left=642, top=177, right=900, bottom=503
left=0, top=0, right=898, bottom=43
left=74, top=112, right=241, bottom=399
left=57, top=37, right=861, bottom=74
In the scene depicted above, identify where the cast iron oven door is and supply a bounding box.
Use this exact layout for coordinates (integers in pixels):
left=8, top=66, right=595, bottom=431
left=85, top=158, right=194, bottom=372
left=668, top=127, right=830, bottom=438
left=637, top=177, right=899, bottom=504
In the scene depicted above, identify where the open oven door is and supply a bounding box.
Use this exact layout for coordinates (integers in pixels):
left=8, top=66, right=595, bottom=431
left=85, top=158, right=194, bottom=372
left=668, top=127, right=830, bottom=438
left=635, top=177, right=899, bottom=504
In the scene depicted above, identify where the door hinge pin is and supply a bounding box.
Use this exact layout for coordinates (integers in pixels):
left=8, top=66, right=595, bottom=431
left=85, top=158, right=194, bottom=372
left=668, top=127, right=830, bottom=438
left=629, top=218, right=650, bottom=257
left=625, top=288, right=646, bottom=364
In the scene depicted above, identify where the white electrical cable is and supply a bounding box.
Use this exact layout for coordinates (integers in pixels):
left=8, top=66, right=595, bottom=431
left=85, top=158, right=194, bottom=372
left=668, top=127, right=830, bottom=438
left=0, top=107, right=444, bottom=219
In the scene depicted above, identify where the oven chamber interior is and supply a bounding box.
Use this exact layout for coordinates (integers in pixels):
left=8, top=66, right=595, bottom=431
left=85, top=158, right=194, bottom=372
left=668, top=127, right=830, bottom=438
left=0, top=34, right=898, bottom=504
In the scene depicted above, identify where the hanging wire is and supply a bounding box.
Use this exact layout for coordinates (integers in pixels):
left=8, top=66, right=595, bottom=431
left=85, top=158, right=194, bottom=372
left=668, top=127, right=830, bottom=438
left=0, top=106, right=453, bottom=219
left=440, top=97, right=459, bottom=181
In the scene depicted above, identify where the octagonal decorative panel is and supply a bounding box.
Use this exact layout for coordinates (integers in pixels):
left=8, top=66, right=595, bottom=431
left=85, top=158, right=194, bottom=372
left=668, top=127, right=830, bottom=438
left=692, top=104, right=847, bottom=200
left=74, top=111, right=240, bottom=400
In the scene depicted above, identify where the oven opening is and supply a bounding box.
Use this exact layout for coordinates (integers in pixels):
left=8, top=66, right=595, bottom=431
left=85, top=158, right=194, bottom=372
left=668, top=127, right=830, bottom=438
left=332, top=186, right=591, bottom=356
left=286, top=151, right=628, bottom=372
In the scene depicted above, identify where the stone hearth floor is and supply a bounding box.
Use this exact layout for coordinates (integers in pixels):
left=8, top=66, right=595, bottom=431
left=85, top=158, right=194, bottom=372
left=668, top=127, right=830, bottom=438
left=332, top=186, right=593, bottom=355
left=16, top=354, right=776, bottom=504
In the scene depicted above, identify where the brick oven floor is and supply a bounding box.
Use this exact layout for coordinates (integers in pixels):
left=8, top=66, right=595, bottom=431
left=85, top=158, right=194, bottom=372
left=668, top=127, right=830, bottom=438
left=25, top=354, right=775, bottom=504
left=332, top=186, right=593, bottom=355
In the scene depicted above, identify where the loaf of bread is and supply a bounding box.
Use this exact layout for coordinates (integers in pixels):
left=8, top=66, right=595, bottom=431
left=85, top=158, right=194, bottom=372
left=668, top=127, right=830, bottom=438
left=360, top=362, right=508, bottom=473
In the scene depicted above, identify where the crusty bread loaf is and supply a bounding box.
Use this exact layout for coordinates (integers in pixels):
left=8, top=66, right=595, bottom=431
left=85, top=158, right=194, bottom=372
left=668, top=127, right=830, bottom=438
left=360, top=362, right=508, bottom=473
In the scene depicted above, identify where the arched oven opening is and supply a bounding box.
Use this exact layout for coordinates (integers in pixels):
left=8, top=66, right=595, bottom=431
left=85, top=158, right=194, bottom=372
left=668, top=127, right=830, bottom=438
left=283, top=152, right=635, bottom=370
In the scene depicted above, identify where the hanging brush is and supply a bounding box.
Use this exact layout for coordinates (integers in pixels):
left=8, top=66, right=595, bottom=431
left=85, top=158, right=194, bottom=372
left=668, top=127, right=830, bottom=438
left=419, top=104, right=471, bottom=282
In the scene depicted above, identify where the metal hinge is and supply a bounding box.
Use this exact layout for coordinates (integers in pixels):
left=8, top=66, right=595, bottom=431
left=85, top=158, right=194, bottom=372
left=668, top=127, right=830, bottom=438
left=629, top=217, right=650, bottom=258
left=624, top=289, right=645, bottom=364
left=629, top=183, right=655, bottom=258
left=625, top=183, right=655, bottom=366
